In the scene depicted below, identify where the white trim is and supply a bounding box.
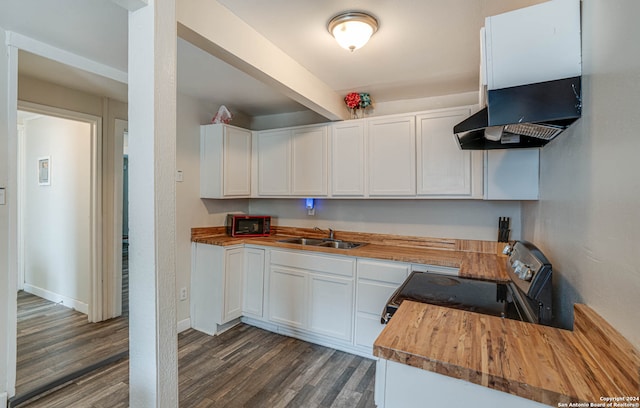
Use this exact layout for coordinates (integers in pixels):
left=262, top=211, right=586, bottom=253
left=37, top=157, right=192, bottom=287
left=0, top=391, right=7, bottom=407
left=17, top=101, right=103, bottom=323
left=5, top=31, right=128, bottom=84
left=23, top=284, right=89, bottom=315
left=6, top=41, right=19, bottom=400
left=177, top=318, right=191, bottom=333
left=16, top=124, right=25, bottom=291
left=111, top=119, right=127, bottom=319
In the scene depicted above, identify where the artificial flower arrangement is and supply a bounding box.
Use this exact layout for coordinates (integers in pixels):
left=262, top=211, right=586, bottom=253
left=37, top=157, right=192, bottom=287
left=344, top=92, right=372, bottom=118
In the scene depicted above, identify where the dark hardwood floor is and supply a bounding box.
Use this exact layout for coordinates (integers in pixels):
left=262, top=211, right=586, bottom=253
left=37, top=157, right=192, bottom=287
left=16, top=242, right=130, bottom=399
left=15, top=291, right=129, bottom=396
left=19, top=324, right=376, bottom=408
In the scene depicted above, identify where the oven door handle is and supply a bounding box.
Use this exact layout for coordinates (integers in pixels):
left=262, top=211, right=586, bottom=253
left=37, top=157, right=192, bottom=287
left=508, top=282, right=537, bottom=324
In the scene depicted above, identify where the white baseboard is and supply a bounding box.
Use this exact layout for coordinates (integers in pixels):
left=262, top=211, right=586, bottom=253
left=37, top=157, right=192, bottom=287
left=177, top=318, right=191, bottom=333
left=24, top=284, right=89, bottom=315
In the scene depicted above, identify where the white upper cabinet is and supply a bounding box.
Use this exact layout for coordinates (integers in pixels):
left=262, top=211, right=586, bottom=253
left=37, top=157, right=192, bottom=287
left=200, top=124, right=252, bottom=198
left=257, top=125, right=328, bottom=196
left=416, top=107, right=482, bottom=197
left=367, top=115, right=416, bottom=196
left=485, top=149, right=539, bottom=200
left=331, top=120, right=366, bottom=197
left=257, top=129, right=291, bottom=196
left=483, top=0, right=581, bottom=89
left=291, top=126, right=328, bottom=196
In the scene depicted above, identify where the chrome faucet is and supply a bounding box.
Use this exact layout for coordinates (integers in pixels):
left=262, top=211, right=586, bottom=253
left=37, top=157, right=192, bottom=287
left=314, top=227, right=335, bottom=241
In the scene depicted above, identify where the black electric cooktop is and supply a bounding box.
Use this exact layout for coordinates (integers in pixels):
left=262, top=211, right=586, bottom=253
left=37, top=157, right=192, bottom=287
left=382, top=272, right=508, bottom=323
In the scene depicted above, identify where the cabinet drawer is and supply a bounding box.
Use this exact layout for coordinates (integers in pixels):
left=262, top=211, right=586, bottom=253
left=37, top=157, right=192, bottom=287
left=355, top=314, right=386, bottom=349
left=270, top=250, right=354, bottom=277
left=357, top=281, right=400, bottom=315
left=357, top=259, right=409, bottom=283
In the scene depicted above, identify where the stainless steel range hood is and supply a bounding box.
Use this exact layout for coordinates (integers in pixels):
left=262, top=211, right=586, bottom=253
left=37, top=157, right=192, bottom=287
left=454, top=76, right=582, bottom=150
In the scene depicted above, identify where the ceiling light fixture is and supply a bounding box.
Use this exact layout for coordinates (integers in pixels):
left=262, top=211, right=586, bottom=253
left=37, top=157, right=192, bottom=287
left=328, top=11, right=379, bottom=52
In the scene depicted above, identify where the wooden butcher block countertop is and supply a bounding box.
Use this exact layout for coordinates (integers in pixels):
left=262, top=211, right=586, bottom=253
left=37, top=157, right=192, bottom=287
left=191, top=226, right=510, bottom=282
left=374, top=300, right=640, bottom=406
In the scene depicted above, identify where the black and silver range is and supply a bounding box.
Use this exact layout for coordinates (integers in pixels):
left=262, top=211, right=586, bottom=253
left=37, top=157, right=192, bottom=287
left=382, top=240, right=554, bottom=326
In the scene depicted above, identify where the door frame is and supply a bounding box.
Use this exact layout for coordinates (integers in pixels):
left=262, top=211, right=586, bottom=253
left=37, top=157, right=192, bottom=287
left=17, top=101, right=103, bottom=323
left=104, top=118, right=128, bottom=318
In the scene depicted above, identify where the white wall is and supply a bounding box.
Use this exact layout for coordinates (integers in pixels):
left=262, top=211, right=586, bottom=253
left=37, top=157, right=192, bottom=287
left=522, top=0, right=640, bottom=348
left=22, top=115, right=92, bottom=311
left=250, top=91, right=479, bottom=131
left=175, top=92, right=249, bottom=321
left=250, top=199, right=521, bottom=241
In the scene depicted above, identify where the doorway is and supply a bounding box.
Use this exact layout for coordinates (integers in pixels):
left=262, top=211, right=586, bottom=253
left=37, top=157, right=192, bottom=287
left=17, top=103, right=102, bottom=322
left=12, top=104, right=122, bottom=403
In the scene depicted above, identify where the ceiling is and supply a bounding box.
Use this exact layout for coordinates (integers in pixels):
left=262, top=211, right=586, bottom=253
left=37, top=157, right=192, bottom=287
left=0, top=0, right=547, bottom=118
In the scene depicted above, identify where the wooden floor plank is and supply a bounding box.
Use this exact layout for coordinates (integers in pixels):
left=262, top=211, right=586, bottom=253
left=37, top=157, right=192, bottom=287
left=18, top=324, right=376, bottom=408
left=16, top=291, right=129, bottom=395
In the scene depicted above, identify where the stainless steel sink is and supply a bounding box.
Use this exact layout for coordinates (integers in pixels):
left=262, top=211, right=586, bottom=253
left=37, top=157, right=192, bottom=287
left=317, top=241, right=366, bottom=249
left=277, top=237, right=366, bottom=250
left=277, top=237, right=326, bottom=246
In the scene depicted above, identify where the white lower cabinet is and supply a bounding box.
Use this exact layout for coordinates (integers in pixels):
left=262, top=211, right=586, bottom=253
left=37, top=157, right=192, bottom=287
left=355, top=259, right=410, bottom=351
left=191, top=244, right=265, bottom=335
left=223, top=247, right=244, bottom=322
left=269, top=266, right=307, bottom=329
left=242, top=247, right=265, bottom=318
left=376, top=359, right=549, bottom=408
left=309, top=273, right=353, bottom=341
left=268, top=250, right=355, bottom=342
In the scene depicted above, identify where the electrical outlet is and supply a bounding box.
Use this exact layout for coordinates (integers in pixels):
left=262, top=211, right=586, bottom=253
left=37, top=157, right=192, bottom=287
left=179, top=287, right=187, bottom=301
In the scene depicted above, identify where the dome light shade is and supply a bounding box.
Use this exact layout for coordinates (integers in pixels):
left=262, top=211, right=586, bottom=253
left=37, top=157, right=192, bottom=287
left=328, top=12, right=378, bottom=52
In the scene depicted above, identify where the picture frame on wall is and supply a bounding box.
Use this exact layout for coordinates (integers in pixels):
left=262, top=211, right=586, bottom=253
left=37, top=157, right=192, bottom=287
left=38, top=156, right=50, bottom=186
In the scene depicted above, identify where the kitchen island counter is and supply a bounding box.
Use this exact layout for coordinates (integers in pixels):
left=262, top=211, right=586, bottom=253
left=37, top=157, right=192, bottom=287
left=373, top=300, right=640, bottom=406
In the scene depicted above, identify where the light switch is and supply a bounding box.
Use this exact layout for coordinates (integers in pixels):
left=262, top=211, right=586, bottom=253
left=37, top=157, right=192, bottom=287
left=175, top=170, right=184, bottom=182
left=0, top=188, right=5, bottom=205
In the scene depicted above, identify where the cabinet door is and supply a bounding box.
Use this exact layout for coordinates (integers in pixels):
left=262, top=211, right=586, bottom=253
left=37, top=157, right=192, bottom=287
left=269, top=266, right=307, bottom=328
left=257, top=129, right=291, bottom=195
left=223, top=248, right=244, bottom=322
left=416, top=108, right=477, bottom=196
left=368, top=116, right=416, bottom=196
left=190, top=243, right=224, bottom=335
left=485, top=149, right=539, bottom=200
left=243, top=248, right=265, bottom=318
left=223, top=126, right=252, bottom=196
left=309, top=274, right=353, bottom=341
left=331, top=120, right=366, bottom=196
left=291, top=126, right=328, bottom=196
left=484, top=0, right=581, bottom=90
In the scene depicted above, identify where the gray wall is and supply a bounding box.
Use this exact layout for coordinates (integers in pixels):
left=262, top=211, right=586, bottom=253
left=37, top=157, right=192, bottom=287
left=250, top=199, right=521, bottom=241
left=522, top=0, right=640, bottom=348
left=175, top=92, right=250, bottom=321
